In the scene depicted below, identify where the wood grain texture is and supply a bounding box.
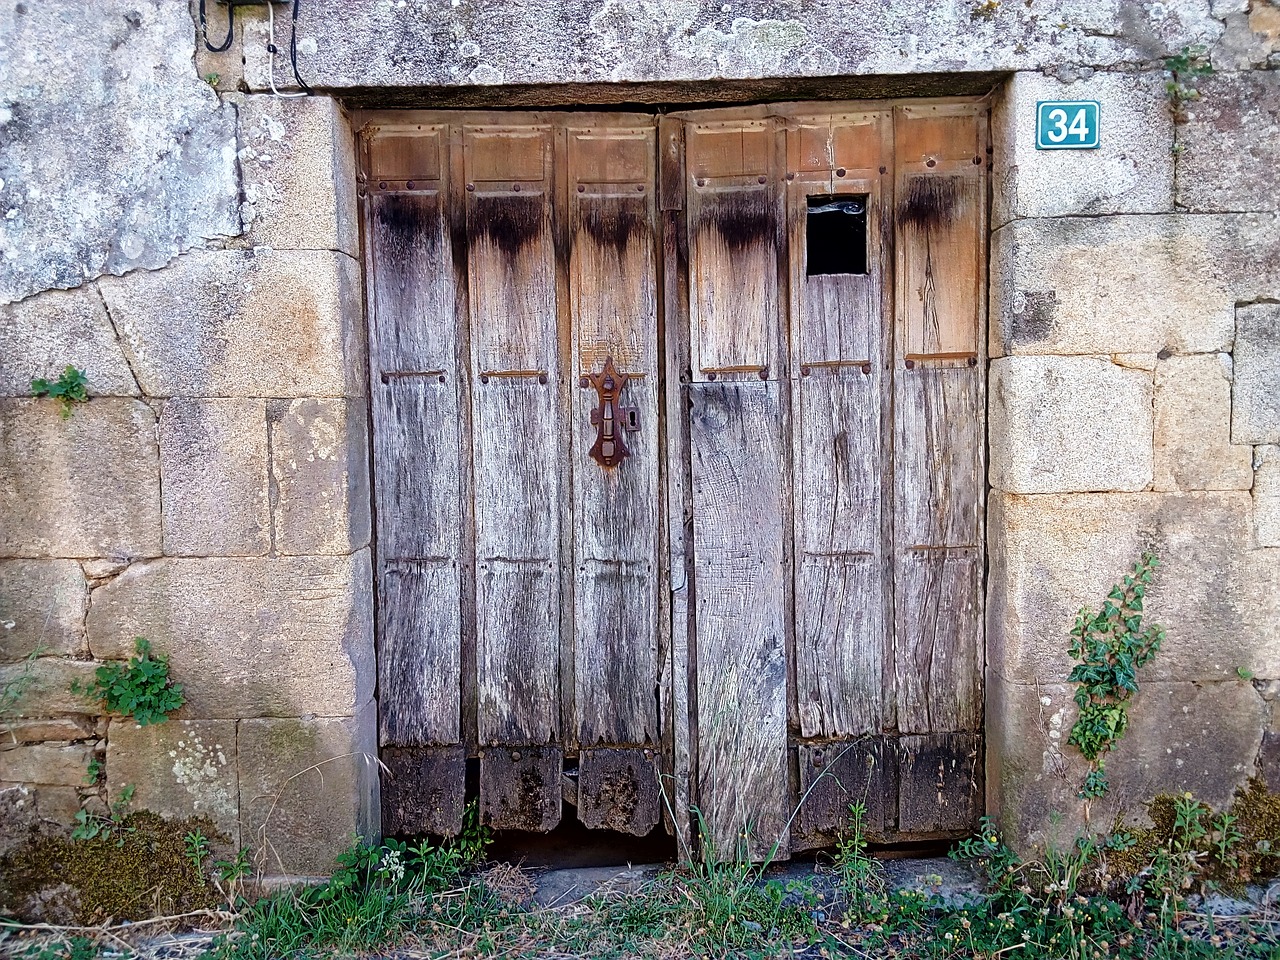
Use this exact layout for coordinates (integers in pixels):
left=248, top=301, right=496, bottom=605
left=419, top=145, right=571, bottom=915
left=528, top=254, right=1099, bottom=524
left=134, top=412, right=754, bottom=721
left=480, top=745, right=563, bottom=831
left=787, top=160, right=889, bottom=742
left=897, top=732, right=982, bottom=835
left=378, top=561, right=460, bottom=746
left=686, top=120, right=779, bottom=380
left=689, top=381, right=788, bottom=859
left=476, top=560, right=558, bottom=745
left=371, top=380, right=461, bottom=560
left=795, top=553, right=883, bottom=737
left=895, top=548, right=982, bottom=734
left=368, top=189, right=455, bottom=374
left=466, top=193, right=556, bottom=372
left=794, top=738, right=890, bottom=849
left=567, top=123, right=662, bottom=761
left=578, top=747, right=662, bottom=835
left=364, top=137, right=465, bottom=772
left=381, top=745, right=466, bottom=836
left=890, top=102, right=987, bottom=800
left=894, top=367, right=983, bottom=549
left=661, top=203, right=693, bottom=850
left=894, top=105, right=985, bottom=362
left=575, top=561, right=657, bottom=745
left=463, top=126, right=563, bottom=755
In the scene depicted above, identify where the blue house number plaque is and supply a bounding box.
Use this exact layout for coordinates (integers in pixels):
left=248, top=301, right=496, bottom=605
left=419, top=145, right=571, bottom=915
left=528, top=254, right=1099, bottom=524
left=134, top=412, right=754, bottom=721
left=1036, top=101, right=1101, bottom=149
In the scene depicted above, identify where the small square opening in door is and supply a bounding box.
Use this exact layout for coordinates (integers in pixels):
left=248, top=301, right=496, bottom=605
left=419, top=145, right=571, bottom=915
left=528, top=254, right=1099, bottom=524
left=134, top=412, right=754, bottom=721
left=805, top=195, right=868, bottom=276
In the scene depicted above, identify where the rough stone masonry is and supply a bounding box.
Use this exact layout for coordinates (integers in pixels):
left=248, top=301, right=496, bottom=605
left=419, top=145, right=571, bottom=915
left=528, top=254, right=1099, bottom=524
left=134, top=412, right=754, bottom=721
left=1, top=0, right=1278, bottom=871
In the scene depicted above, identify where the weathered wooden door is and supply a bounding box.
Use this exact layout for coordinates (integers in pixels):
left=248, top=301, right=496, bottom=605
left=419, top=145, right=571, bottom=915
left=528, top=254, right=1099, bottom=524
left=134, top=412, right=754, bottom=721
left=358, top=100, right=988, bottom=857
left=666, top=102, right=988, bottom=858
left=361, top=114, right=665, bottom=838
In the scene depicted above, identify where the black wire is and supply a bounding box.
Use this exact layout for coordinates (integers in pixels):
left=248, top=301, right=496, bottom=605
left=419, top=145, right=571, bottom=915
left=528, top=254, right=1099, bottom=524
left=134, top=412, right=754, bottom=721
left=289, top=0, right=313, bottom=94
left=199, top=0, right=235, bottom=53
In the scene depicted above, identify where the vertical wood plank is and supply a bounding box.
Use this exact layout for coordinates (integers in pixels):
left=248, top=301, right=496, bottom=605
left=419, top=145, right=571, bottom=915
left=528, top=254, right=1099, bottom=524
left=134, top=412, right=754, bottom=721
left=378, top=561, right=461, bottom=746
left=368, top=187, right=453, bottom=373
left=370, top=380, right=461, bottom=561
left=895, top=368, right=983, bottom=550
left=690, top=381, right=788, bottom=859
left=661, top=198, right=694, bottom=849
left=786, top=112, right=893, bottom=746
left=566, top=122, right=664, bottom=836
left=364, top=135, right=465, bottom=770
left=465, top=127, right=563, bottom=758
left=685, top=120, right=780, bottom=380
left=895, top=549, right=982, bottom=734
left=891, top=103, right=987, bottom=839
left=894, top=105, right=985, bottom=363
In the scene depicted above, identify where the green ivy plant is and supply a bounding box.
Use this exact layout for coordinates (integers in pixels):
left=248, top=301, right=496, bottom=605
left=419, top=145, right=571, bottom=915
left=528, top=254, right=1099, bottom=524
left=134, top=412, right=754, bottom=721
left=30, top=365, right=90, bottom=419
left=72, top=637, right=185, bottom=726
left=1066, top=551, right=1165, bottom=802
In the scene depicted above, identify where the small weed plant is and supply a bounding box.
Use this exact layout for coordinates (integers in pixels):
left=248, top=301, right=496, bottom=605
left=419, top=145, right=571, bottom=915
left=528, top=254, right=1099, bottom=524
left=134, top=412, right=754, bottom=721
left=30, top=366, right=89, bottom=419
left=1165, top=45, right=1213, bottom=120
left=212, top=801, right=493, bottom=960
left=70, top=784, right=136, bottom=843
left=71, top=636, right=185, bottom=726
left=1067, top=551, right=1165, bottom=803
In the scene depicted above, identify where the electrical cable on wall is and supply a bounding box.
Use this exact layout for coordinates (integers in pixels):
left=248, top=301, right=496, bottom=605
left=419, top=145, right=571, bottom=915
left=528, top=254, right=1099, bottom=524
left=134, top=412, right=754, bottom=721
left=266, top=0, right=310, bottom=97
left=200, top=0, right=313, bottom=96
left=199, top=0, right=235, bottom=52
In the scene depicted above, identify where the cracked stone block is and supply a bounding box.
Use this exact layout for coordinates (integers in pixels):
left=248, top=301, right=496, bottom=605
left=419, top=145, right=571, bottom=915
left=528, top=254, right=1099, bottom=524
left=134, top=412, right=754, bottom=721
left=991, top=213, right=1280, bottom=357
left=237, top=95, right=359, bottom=256
left=1177, top=71, right=1280, bottom=209
left=0, top=1, right=238, bottom=304
left=1232, top=303, right=1280, bottom=445
left=987, top=673, right=1266, bottom=851
left=989, top=356, right=1153, bottom=494
left=238, top=704, right=379, bottom=876
left=1256, top=446, right=1280, bottom=548
left=992, top=70, right=1173, bottom=228
left=99, top=249, right=365, bottom=399
left=1153, top=353, right=1251, bottom=491
left=160, top=399, right=270, bottom=557
left=0, top=399, right=161, bottom=558
left=0, top=560, right=88, bottom=661
left=86, top=552, right=374, bottom=719
left=107, top=719, right=239, bottom=844
left=270, top=398, right=371, bottom=556
left=0, top=287, right=138, bottom=397
left=0, top=742, right=93, bottom=786
left=988, top=491, right=1280, bottom=685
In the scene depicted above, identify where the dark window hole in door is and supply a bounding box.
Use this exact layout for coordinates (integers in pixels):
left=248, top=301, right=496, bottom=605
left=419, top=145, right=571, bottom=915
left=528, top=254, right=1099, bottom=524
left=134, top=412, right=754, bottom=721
left=806, top=195, right=868, bottom=276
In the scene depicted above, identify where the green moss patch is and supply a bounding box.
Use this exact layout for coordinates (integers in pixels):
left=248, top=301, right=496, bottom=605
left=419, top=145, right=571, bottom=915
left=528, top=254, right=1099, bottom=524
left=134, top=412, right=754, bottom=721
left=0, top=811, right=228, bottom=925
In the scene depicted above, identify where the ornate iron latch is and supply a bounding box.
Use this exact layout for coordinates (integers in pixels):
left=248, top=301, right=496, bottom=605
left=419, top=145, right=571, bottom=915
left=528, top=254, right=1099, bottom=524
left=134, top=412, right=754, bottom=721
left=581, top=356, right=640, bottom=468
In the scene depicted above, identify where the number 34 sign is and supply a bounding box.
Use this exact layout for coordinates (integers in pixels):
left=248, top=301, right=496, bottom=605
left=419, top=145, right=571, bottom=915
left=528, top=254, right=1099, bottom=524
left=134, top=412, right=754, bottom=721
left=1036, top=101, right=1101, bottom=149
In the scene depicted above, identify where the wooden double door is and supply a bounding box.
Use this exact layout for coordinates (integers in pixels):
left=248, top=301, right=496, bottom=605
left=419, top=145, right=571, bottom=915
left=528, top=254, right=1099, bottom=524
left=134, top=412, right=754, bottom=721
left=359, top=100, right=988, bottom=858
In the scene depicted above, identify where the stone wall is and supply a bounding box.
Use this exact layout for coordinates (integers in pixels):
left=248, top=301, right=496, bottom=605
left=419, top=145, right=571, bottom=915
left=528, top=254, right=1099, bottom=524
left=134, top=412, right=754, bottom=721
left=986, top=55, right=1280, bottom=845
left=1, top=0, right=1278, bottom=866
left=0, top=1, right=375, bottom=875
